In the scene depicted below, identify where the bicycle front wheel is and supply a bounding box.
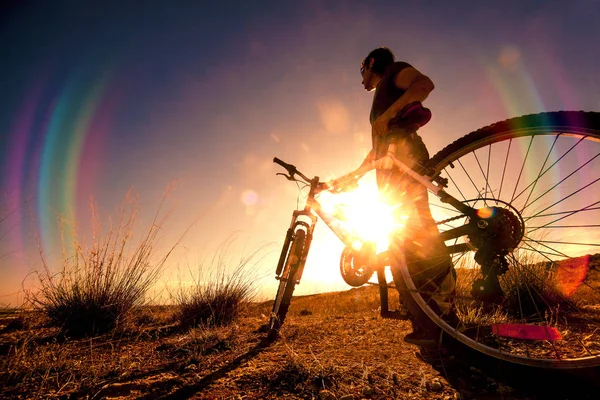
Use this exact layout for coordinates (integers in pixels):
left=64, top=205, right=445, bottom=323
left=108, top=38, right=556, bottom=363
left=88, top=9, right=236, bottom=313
left=410, top=111, right=600, bottom=368
left=268, top=229, right=306, bottom=339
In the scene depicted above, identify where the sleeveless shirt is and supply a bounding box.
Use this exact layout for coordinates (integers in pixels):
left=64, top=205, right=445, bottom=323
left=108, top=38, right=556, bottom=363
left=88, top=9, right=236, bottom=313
left=370, top=61, right=412, bottom=154
left=369, top=61, right=412, bottom=125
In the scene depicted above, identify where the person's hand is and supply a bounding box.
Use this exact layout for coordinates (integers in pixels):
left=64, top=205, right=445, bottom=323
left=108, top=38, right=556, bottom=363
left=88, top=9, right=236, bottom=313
left=318, top=178, right=358, bottom=193
left=339, top=178, right=359, bottom=192
left=316, top=181, right=331, bottom=193
left=371, top=109, right=394, bottom=137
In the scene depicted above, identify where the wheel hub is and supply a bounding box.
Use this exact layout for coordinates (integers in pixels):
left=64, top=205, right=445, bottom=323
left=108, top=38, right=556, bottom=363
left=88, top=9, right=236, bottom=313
left=468, top=204, right=524, bottom=254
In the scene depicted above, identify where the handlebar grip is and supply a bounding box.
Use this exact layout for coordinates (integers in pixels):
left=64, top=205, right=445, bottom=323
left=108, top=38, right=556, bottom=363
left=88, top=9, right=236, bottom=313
left=273, top=157, right=297, bottom=175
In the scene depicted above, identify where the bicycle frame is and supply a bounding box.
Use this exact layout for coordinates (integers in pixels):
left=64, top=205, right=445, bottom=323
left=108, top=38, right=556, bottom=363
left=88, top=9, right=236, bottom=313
left=269, top=139, right=512, bottom=337
left=274, top=140, right=481, bottom=287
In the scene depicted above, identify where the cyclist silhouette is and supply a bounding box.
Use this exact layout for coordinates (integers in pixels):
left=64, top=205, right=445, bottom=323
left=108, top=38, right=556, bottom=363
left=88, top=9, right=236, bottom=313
left=358, top=47, right=457, bottom=347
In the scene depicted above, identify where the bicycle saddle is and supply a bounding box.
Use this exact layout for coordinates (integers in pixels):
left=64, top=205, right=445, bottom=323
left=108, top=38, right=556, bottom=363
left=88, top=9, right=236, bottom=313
left=389, top=101, right=432, bottom=130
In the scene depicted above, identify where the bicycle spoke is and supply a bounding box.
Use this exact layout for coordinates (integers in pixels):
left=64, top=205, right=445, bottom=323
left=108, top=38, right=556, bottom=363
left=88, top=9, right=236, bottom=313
left=525, top=204, right=600, bottom=220
left=520, top=235, right=574, bottom=264
left=521, top=152, right=600, bottom=214
left=516, top=243, right=600, bottom=299
left=524, top=177, right=600, bottom=221
left=516, top=134, right=560, bottom=211
left=510, top=135, right=535, bottom=204
left=519, top=240, right=564, bottom=264
left=430, top=202, right=463, bottom=215
left=497, top=138, right=512, bottom=200
left=518, top=240, right=600, bottom=297
left=473, top=149, right=495, bottom=201
left=487, top=145, right=492, bottom=199
left=527, top=225, right=600, bottom=229
left=451, top=250, right=469, bottom=266
left=525, top=201, right=600, bottom=235
left=445, top=168, right=468, bottom=202
left=509, top=259, right=565, bottom=359
left=508, top=252, right=579, bottom=307
left=409, top=256, right=454, bottom=286
left=513, top=134, right=585, bottom=206
left=458, top=158, right=485, bottom=203
left=518, top=245, right=570, bottom=260
left=522, top=239, right=600, bottom=248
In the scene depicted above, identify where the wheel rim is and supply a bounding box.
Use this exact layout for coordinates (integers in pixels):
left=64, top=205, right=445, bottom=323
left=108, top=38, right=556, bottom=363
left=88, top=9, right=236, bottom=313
left=420, top=124, right=600, bottom=368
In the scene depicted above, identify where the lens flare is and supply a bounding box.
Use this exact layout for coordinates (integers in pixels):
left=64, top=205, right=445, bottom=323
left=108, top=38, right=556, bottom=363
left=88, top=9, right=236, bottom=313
left=556, top=254, right=589, bottom=297
left=476, top=207, right=496, bottom=219
left=318, top=180, right=407, bottom=252
left=241, top=190, right=258, bottom=205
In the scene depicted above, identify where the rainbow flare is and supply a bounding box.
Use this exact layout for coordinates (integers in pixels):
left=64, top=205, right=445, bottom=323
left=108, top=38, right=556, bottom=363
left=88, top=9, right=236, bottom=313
left=481, top=46, right=579, bottom=215
left=3, top=62, right=121, bottom=264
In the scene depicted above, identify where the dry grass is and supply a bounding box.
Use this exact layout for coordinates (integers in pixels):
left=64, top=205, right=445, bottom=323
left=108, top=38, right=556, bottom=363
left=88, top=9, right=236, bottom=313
left=26, top=191, right=177, bottom=337
left=451, top=250, right=596, bottom=326
left=1, top=280, right=599, bottom=399
left=174, top=241, right=264, bottom=329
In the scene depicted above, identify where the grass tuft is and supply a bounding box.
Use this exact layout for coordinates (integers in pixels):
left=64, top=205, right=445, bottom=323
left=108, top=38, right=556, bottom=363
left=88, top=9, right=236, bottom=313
left=501, top=255, right=577, bottom=321
left=27, top=190, right=176, bottom=337
left=174, top=241, right=264, bottom=329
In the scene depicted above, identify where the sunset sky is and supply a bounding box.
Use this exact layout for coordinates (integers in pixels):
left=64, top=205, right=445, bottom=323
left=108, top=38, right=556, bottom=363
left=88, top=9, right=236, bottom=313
left=1, top=0, right=599, bottom=306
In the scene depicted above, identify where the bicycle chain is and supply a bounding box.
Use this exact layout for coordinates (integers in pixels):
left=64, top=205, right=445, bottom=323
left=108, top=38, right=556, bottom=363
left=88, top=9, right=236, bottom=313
left=436, top=214, right=468, bottom=226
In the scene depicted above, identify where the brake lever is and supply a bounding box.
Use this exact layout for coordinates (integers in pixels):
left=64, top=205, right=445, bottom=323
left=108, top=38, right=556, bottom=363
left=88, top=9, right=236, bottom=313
left=276, top=172, right=296, bottom=181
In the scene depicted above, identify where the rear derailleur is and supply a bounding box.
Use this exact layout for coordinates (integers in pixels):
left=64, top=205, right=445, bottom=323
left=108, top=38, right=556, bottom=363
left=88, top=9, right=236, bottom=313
left=471, top=250, right=509, bottom=304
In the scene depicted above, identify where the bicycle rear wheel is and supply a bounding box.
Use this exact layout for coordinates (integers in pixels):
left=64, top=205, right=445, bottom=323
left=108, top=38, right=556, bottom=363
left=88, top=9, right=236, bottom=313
left=268, top=229, right=306, bottom=339
left=406, top=111, right=600, bottom=368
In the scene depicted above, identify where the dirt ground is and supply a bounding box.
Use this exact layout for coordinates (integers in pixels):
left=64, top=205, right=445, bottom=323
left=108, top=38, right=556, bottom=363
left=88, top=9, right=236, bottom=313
left=1, top=285, right=599, bottom=399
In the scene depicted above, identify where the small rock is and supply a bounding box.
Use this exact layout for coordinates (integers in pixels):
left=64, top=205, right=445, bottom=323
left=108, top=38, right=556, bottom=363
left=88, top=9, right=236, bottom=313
left=430, top=379, right=443, bottom=392
left=319, top=389, right=336, bottom=400
left=362, top=387, right=374, bottom=396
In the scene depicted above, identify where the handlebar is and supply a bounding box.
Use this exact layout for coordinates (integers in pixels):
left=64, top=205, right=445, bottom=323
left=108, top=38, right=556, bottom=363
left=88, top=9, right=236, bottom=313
left=273, top=157, right=313, bottom=184
left=273, top=157, right=296, bottom=176
left=273, top=157, right=360, bottom=195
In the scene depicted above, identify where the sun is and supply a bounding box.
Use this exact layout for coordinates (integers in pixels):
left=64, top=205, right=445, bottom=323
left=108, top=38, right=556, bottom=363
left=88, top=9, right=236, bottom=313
left=317, top=174, right=408, bottom=254
left=296, top=174, right=408, bottom=291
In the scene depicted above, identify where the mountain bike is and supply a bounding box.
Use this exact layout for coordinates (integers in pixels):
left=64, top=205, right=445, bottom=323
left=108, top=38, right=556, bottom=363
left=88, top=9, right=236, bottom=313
left=269, top=110, right=600, bottom=370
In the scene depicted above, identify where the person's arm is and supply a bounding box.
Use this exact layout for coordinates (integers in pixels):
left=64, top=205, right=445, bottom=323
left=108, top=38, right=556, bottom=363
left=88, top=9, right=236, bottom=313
left=359, top=148, right=376, bottom=169
left=372, top=67, right=434, bottom=137
left=319, top=149, right=375, bottom=192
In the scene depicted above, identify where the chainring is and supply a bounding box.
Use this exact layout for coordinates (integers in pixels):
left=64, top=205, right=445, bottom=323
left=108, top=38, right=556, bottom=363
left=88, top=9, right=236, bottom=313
left=339, top=243, right=376, bottom=287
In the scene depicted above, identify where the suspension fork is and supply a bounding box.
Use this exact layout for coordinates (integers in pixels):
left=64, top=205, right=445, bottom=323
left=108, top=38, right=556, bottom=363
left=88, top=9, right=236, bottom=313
left=276, top=175, right=320, bottom=280
left=295, top=210, right=318, bottom=283
left=275, top=210, right=317, bottom=278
